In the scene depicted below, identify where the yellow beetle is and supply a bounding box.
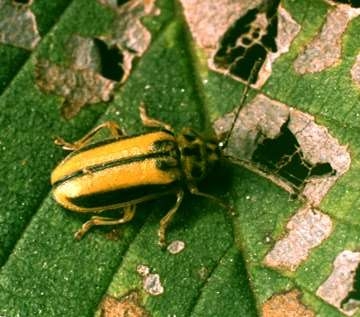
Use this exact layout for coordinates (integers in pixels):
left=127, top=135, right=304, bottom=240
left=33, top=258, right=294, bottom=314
left=50, top=60, right=261, bottom=247
left=51, top=104, right=232, bottom=247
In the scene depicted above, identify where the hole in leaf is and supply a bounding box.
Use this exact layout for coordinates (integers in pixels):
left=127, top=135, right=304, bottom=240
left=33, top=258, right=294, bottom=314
left=93, top=38, right=124, bottom=81
left=341, top=264, right=360, bottom=311
left=213, top=0, right=280, bottom=83
left=252, top=118, right=335, bottom=187
left=332, top=0, right=360, bottom=8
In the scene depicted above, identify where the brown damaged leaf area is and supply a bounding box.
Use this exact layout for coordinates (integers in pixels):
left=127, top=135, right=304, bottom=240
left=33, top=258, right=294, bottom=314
left=180, top=0, right=259, bottom=53
left=294, top=4, right=360, bottom=74
left=35, top=1, right=159, bottom=118
left=262, top=289, right=315, bottom=317
left=181, top=0, right=294, bottom=86
left=317, top=250, right=360, bottom=316
left=98, top=0, right=160, bottom=82
left=100, top=292, right=149, bottom=317
left=35, top=35, right=117, bottom=118
left=214, top=94, right=351, bottom=205
left=329, top=0, right=360, bottom=8
left=214, top=94, right=350, bottom=272
left=180, top=0, right=265, bottom=82
left=351, top=53, right=360, bottom=87
left=35, top=58, right=115, bottom=119
left=167, top=240, right=186, bottom=254
left=254, top=5, right=300, bottom=88
left=0, top=0, right=40, bottom=50
left=136, top=264, right=164, bottom=296
left=264, top=205, right=332, bottom=271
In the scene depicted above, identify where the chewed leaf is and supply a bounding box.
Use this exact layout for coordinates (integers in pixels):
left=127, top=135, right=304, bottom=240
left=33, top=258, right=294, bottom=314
left=317, top=251, right=360, bottom=316
left=264, top=205, right=333, bottom=271
left=214, top=93, right=351, bottom=205
left=180, top=0, right=299, bottom=87
left=35, top=58, right=116, bottom=118
left=0, top=1, right=360, bottom=317
left=34, top=0, right=159, bottom=118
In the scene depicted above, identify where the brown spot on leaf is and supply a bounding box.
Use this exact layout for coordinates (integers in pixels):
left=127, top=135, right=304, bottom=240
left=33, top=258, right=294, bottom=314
left=317, top=250, right=360, bottom=316
left=101, top=292, right=149, bottom=317
left=351, top=53, right=360, bottom=87
left=0, top=0, right=40, bottom=50
left=35, top=0, right=159, bottom=118
left=214, top=94, right=351, bottom=205
left=262, top=289, right=315, bottom=317
left=264, top=205, right=332, bottom=271
left=136, top=264, right=164, bottom=296
left=167, top=240, right=186, bottom=254
left=294, top=4, right=360, bottom=74
left=35, top=58, right=115, bottom=119
left=180, top=0, right=260, bottom=54
left=197, top=266, right=209, bottom=280
left=98, top=0, right=160, bottom=82
left=142, top=273, right=164, bottom=296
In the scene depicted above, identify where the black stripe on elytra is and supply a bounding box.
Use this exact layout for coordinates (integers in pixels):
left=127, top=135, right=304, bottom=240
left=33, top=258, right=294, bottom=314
left=69, top=183, right=177, bottom=208
left=70, top=130, right=175, bottom=155
left=53, top=148, right=178, bottom=187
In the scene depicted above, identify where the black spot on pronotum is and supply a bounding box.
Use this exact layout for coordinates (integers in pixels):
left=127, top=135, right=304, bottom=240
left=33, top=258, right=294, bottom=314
left=93, top=38, right=124, bottom=81
left=252, top=118, right=336, bottom=188
left=182, top=145, right=201, bottom=158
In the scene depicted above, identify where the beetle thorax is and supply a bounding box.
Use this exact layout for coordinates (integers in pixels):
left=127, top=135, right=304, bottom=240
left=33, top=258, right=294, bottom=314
left=177, top=128, right=221, bottom=184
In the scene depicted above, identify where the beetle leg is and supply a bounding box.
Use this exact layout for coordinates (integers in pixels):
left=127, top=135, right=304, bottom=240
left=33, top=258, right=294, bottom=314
left=139, top=103, right=174, bottom=132
left=55, top=121, right=125, bottom=151
left=158, top=190, right=184, bottom=248
left=189, top=185, right=235, bottom=215
left=74, top=205, right=136, bottom=240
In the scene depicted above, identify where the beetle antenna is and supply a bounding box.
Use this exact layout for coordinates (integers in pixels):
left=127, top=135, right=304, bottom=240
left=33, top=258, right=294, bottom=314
left=220, top=60, right=262, bottom=150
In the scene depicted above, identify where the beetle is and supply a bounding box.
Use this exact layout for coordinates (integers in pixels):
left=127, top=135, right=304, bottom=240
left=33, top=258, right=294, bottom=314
left=51, top=68, right=256, bottom=247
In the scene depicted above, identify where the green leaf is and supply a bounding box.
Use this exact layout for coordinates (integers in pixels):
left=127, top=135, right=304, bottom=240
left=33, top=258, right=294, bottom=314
left=0, top=0, right=360, bottom=316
